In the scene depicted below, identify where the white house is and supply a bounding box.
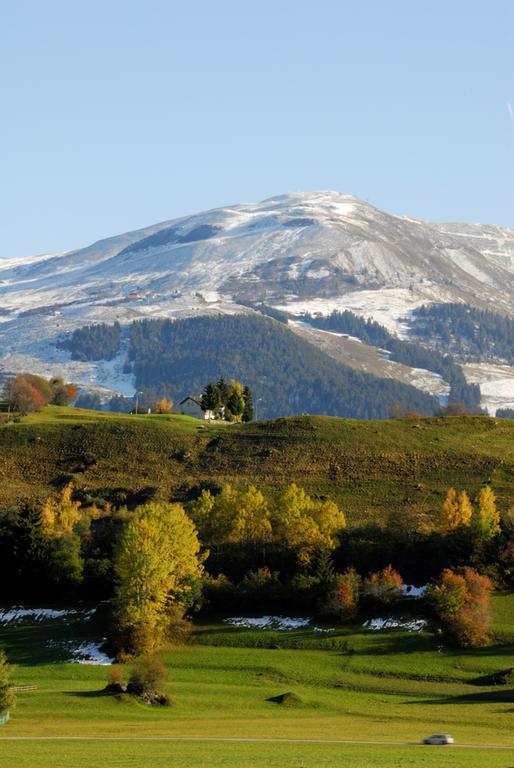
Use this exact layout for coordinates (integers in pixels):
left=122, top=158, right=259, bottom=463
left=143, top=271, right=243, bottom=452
left=178, top=396, right=215, bottom=420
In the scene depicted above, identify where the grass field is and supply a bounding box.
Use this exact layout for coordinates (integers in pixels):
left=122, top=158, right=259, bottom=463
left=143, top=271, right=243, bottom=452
left=0, top=406, right=512, bottom=525
left=0, top=594, right=513, bottom=767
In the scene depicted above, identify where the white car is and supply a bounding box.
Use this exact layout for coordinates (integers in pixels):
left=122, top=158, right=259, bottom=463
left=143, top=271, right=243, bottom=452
left=423, top=734, right=454, bottom=745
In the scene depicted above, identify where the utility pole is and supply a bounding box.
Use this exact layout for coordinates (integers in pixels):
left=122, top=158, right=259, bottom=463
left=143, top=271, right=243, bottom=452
left=135, top=390, right=142, bottom=415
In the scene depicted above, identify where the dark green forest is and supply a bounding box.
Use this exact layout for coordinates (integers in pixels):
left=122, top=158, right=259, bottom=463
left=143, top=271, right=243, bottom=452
left=60, top=322, right=121, bottom=361
left=408, top=303, right=514, bottom=363
left=126, top=314, right=438, bottom=419
left=302, top=309, right=481, bottom=411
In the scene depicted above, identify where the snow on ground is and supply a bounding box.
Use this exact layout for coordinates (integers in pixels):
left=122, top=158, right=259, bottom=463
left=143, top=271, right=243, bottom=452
left=68, top=641, right=113, bottom=665
left=401, top=584, right=427, bottom=598
left=277, top=286, right=455, bottom=338
left=363, top=617, right=427, bottom=632
left=0, top=606, right=96, bottom=624
left=462, top=363, right=514, bottom=415
left=0, top=607, right=70, bottom=624
left=223, top=616, right=333, bottom=632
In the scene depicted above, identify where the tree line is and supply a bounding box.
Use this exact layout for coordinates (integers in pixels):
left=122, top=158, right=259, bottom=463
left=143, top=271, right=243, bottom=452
left=0, top=475, right=511, bottom=659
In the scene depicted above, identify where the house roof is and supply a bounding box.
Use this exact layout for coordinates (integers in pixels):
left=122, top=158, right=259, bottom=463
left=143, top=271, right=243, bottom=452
left=179, top=396, right=202, bottom=406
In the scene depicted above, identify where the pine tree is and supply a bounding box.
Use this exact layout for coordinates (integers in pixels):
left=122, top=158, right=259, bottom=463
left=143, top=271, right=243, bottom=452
left=201, top=381, right=221, bottom=413
left=242, top=385, right=254, bottom=422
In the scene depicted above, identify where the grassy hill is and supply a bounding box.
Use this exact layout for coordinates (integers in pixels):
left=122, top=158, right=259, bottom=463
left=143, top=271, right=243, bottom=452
left=0, top=406, right=512, bottom=524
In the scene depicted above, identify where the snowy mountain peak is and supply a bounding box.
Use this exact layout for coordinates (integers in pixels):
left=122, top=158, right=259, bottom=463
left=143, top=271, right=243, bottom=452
left=0, top=192, right=512, bottom=411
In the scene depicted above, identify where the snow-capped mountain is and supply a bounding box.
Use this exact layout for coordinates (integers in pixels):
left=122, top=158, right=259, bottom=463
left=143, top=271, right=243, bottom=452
left=0, top=192, right=513, bottom=410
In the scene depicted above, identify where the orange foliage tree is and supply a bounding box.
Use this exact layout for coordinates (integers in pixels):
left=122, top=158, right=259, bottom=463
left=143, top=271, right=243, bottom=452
left=428, top=567, right=492, bottom=647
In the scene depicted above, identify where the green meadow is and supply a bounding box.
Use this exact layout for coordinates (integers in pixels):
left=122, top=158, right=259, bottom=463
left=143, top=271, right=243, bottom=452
left=0, top=593, right=513, bottom=767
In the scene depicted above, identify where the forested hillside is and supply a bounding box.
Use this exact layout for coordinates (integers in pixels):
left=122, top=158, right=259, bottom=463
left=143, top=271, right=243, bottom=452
left=126, top=314, right=439, bottom=418
left=407, top=303, right=514, bottom=363
left=302, top=309, right=481, bottom=411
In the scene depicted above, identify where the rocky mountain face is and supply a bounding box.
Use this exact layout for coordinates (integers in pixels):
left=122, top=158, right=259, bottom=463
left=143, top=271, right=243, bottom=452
left=0, top=192, right=513, bottom=411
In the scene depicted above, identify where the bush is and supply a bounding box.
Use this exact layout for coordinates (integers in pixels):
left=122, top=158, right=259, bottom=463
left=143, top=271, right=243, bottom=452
left=363, top=565, right=403, bottom=605
left=127, top=656, right=168, bottom=703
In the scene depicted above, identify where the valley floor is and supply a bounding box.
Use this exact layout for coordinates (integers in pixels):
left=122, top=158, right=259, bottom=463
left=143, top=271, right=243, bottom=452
left=0, top=594, right=513, bottom=767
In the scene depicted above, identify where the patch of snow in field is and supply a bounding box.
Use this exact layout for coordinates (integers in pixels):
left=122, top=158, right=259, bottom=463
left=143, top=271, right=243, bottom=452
left=363, top=617, right=427, bottom=632
left=401, top=585, right=427, bottom=598
left=224, top=616, right=318, bottom=631
left=462, top=363, right=514, bottom=415
left=68, top=641, right=113, bottom=665
left=0, top=606, right=96, bottom=624
left=0, top=607, right=71, bottom=624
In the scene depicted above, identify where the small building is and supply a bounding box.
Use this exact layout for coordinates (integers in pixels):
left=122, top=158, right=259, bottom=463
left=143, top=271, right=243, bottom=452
left=179, top=396, right=214, bottom=420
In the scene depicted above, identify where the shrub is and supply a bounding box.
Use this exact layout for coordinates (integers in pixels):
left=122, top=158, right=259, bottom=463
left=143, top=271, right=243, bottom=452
left=363, top=565, right=403, bottom=605
left=127, top=656, right=168, bottom=703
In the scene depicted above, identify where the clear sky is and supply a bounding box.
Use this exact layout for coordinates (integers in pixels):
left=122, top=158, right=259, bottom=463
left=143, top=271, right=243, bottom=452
left=1, top=0, right=513, bottom=258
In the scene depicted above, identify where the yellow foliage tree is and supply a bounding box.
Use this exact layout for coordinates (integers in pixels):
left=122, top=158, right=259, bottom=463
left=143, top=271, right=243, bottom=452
left=154, top=398, right=173, bottom=414
left=472, top=486, right=501, bottom=541
left=41, top=483, right=82, bottom=537
left=440, top=487, right=460, bottom=534
left=457, top=490, right=473, bottom=527
left=271, top=483, right=346, bottom=566
left=114, top=502, right=203, bottom=654
left=227, top=485, right=272, bottom=548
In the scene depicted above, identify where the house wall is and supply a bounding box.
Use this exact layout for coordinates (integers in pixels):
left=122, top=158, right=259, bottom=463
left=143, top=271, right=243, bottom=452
left=180, top=399, right=205, bottom=419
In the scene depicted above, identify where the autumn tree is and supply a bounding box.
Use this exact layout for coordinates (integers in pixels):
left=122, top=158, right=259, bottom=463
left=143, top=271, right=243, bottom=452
left=0, top=651, right=15, bottom=717
left=189, top=485, right=272, bottom=555
left=40, top=483, right=85, bottom=584
left=49, top=377, right=78, bottom=405
left=41, top=483, right=82, bottom=537
left=271, top=483, right=346, bottom=567
left=2, top=373, right=77, bottom=414
left=114, top=502, right=203, bottom=654
left=428, top=567, right=492, bottom=647
left=471, top=486, right=500, bottom=541
left=440, top=487, right=473, bottom=534
left=153, top=398, right=173, bottom=414
left=323, top=567, right=362, bottom=621
left=363, top=565, right=403, bottom=605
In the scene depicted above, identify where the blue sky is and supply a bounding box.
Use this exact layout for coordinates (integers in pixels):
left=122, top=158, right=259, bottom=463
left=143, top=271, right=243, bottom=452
left=1, top=0, right=513, bottom=258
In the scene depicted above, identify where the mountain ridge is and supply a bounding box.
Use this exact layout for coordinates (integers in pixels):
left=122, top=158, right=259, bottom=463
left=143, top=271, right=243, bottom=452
left=0, top=191, right=512, bottom=412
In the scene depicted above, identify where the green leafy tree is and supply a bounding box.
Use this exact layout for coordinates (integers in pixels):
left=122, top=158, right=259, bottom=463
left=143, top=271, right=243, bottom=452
left=114, top=502, right=203, bottom=654
left=0, top=651, right=15, bottom=717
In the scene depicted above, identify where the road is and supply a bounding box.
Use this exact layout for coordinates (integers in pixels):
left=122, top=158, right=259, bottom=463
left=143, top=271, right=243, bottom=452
left=0, top=736, right=512, bottom=749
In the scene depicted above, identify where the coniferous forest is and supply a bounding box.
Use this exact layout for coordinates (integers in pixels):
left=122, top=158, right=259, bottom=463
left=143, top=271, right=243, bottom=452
left=126, top=314, right=439, bottom=419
